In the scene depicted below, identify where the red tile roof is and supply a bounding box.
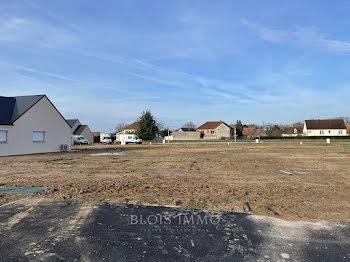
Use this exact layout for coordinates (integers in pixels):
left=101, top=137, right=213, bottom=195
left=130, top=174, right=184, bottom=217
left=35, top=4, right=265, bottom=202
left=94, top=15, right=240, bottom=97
left=124, top=122, right=139, bottom=130
left=347, top=125, right=350, bottom=134
left=252, top=128, right=262, bottom=137
left=197, top=121, right=230, bottom=130
left=242, top=127, right=255, bottom=137
left=92, top=132, right=100, bottom=136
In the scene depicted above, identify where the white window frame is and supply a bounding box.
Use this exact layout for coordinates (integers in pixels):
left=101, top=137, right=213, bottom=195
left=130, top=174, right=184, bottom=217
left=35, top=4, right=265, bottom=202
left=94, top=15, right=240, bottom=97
left=0, top=130, right=7, bottom=143
left=33, top=131, right=45, bottom=142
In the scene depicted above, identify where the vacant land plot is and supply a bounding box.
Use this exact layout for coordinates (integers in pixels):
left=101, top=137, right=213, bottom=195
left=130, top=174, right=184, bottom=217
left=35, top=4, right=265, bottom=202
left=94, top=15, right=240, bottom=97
left=0, top=143, right=349, bottom=221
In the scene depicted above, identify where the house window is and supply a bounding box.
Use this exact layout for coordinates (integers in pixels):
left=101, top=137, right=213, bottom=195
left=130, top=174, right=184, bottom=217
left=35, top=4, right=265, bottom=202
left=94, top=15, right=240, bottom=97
left=0, top=131, right=7, bottom=143
left=33, top=131, right=45, bottom=142
left=320, top=131, right=324, bottom=135
left=328, top=130, right=331, bottom=134
left=211, top=130, right=215, bottom=134
left=339, top=130, right=343, bottom=135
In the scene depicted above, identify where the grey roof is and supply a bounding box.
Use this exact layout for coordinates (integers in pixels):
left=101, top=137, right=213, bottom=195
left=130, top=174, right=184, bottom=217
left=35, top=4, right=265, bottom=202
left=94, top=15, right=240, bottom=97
left=0, top=97, right=16, bottom=124
left=66, top=119, right=80, bottom=128
left=74, top=125, right=88, bottom=135
left=0, top=95, right=45, bottom=125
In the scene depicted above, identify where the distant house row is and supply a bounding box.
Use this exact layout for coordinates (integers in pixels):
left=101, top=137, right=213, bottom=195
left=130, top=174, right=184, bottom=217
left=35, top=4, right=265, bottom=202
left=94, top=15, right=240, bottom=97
left=1, top=94, right=349, bottom=156
left=115, top=119, right=350, bottom=141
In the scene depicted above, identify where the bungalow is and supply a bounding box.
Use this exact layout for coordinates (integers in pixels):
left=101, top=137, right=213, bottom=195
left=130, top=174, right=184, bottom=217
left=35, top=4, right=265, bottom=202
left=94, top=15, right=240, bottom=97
left=282, top=126, right=304, bottom=137
left=197, top=121, right=233, bottom=139
left=0, top=95, right=71, bottom=156
left=303, top=119, right=347, bottom=136
left=122, top=122, right=139, bottom=134
left=66, top=119, right=94, bottom=145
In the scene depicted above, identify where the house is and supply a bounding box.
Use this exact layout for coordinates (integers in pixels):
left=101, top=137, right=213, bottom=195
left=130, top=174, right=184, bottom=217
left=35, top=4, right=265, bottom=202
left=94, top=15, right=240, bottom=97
left=242, top=127, right=255, bottom=137
left=303, top=119, right=347, bottom=136
left=252, top=128, right=265, bottom=138
left=0, top=95, right=71, bottom=156
left=282, top=126, right=304, bottom=137
left=66, top=119, right=94, bottom=145
left=242, top=127, right=264, bottom=138
left=347, top=125, right=350, bottom=135
left=177, top=127, right=193, bottom=132
left=197, top=121, right=233, bottom=139
left=92, top=132, right=100, bottom=137
left=122, top=122, right=139, bottom=134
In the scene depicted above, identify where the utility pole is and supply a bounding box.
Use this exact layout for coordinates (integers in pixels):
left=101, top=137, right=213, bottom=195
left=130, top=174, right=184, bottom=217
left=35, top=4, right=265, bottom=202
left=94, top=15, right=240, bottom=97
left=167, top=128, right=170, bottom=143
left=234, top=127, right=237, bottom=143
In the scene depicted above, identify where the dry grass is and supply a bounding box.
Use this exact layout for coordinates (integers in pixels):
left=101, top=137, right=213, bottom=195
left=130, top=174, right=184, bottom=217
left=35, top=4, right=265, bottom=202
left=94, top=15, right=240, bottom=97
left=0, top=143, right=349, bottom=221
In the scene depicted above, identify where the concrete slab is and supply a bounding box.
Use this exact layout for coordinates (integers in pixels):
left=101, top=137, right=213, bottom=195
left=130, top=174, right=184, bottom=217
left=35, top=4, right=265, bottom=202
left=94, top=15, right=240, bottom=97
left=0, top=198, right=349, bottom=261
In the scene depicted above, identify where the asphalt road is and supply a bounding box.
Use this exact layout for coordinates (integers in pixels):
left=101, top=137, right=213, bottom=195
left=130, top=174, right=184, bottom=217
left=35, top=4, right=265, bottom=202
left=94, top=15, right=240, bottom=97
left=0, top=198, right=349, bottom=261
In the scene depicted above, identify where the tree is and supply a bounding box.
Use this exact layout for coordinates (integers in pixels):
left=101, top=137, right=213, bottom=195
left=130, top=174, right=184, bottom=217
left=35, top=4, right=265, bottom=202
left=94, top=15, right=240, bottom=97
left=159, top=128, right=170, bottom=137
left=115, top=123, right=128, bottom=133
left=266, top=125, right=282, bottom=137
left=342, top=117, right=350, bottom=125
left=235, top=120, right=243, bottom=137
left=136, top=110, right=159, bottom=140
left=182, top=121, right=196, bottom=131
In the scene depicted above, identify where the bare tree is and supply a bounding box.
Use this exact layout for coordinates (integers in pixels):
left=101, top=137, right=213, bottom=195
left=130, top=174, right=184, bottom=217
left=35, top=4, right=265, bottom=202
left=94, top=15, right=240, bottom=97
left=342, top=117, right=350, bottom=125
left=115, top=123, right=128, bottom=133
left=182, top=121, right=196, bottom=130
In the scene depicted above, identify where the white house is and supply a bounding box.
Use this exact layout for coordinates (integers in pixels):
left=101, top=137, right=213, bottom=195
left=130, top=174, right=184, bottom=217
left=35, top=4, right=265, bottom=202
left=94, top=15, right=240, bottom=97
left=0, top=95, right=72, bottom=156
left=303, top=119, right=347, bottom=137
left=282, top=126, right=304, bottom=137
left=66, top=119, right=94, bottom=145
left=121, top=122, right=139, bottom=134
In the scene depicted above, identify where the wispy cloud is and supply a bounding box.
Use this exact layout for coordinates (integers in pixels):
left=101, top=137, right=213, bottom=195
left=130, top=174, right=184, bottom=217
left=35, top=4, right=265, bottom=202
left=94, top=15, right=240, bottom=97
left=0, top=16, right=78, bottom=48
left=241, top=19, right=350, bottom=53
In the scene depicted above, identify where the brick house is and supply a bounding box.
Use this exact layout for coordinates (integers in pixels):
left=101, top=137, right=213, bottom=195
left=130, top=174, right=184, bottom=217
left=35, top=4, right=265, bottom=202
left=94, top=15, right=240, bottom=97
left=197, top=121, right=233, bottom=140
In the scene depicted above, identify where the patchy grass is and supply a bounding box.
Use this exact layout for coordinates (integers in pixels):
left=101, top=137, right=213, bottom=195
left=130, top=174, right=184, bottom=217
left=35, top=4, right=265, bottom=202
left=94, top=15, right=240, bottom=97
left=0, top=143, right=349, bottom=221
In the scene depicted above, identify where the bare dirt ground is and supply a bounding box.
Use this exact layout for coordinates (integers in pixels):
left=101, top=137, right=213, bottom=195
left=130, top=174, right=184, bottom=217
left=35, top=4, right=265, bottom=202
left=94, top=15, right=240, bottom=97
left=0, top=143, right=349, bottom=221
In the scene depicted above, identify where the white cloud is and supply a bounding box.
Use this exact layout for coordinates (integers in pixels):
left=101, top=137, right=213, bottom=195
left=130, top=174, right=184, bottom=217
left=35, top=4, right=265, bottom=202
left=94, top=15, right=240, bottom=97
left=241, top=19, right=350, bottom=53
left=0, top=17, right=78, bottom=48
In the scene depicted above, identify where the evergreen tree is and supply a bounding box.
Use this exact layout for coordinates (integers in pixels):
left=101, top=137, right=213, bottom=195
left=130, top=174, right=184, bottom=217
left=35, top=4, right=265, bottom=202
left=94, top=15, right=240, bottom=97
left=236, top=120, right=243, bottom=137
left=136, top=110, right=159, bottom=140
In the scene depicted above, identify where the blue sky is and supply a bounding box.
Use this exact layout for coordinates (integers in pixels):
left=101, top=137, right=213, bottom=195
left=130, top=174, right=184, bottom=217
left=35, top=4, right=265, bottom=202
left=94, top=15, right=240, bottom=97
left=1, top=1, right=350, bottom=131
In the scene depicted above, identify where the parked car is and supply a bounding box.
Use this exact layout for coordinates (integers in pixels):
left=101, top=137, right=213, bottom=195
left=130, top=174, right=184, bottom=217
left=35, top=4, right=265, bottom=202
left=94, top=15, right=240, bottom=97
left=102, top=138, right=112, bottom=144
left=73, top=135, right=89, bottom=145
left=116, top=134, right=142, bottom=144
